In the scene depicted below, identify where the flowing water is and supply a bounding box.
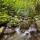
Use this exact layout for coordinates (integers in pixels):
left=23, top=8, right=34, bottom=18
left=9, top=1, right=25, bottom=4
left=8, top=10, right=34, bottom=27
left=1, top=26, right=38, bottom=40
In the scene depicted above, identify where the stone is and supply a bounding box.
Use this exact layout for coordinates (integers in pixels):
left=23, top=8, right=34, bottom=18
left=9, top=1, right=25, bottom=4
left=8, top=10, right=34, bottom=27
left=36, top=20, right=40, bottom=31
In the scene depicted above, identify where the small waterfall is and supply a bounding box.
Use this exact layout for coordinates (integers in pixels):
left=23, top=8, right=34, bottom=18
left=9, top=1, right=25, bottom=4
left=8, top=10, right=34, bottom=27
left=14, top=26, right=37, bottom=40
left=28, top=26, right=37, bottom=32
left=15, top=27, right=21, bottom=34
left=14, top=28, right=29, bottom=40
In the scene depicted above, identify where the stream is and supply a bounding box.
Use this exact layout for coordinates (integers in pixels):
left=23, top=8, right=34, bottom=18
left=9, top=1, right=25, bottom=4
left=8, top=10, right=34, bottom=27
left=1, top=25, right=39, bottom=40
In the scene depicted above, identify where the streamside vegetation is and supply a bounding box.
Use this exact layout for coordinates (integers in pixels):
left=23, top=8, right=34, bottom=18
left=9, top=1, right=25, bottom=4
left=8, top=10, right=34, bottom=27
left=0, top=0, right=40, bottom=40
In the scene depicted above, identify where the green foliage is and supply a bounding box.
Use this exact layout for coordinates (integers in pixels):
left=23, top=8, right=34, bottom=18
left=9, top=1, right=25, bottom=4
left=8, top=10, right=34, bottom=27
left=35, top=2, right=40, bottom=15
left=14, top=0, right=36, bottom=18
left=14, top=0, right=35, bottom=9
left=0, top=0, right=40, bottom=27
left=7, top=16, right=20, bottom=27
left=0, top=12, right=10, bottom=25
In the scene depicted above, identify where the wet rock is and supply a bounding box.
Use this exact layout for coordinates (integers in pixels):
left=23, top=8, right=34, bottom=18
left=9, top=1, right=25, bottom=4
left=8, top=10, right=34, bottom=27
left=0, top=27, right=4, bottom=34
left=29, top=22, right=37, bottom=32
left=34, top=15, right=40, bottom=32
left=30, top=32, right=40, bottom=40
left=19, top=20, right=29, bottom=32
left=4, top=27, right=15, bottom=34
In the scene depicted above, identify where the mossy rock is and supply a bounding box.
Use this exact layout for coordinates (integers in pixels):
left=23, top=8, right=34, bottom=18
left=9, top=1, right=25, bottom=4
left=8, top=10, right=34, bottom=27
left=36, top=20, right=40, bottom=31
left=34, top=15, right=40, bottom=31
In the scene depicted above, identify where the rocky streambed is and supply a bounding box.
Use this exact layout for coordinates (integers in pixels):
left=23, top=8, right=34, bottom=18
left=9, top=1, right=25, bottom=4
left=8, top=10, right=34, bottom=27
left=0, top=19, right=40, bottom=40
left=0, top=24, right=40, bottom=40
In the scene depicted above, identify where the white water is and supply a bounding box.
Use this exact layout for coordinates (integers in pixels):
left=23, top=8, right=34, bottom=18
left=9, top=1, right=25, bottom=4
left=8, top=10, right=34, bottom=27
left=28, top=27, right=37, bottom=33
left=15, top=27, right=21, bottom=34
left=2, top=26, right=37, bottom=40
left=14, top=26, right=37, bottom=40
